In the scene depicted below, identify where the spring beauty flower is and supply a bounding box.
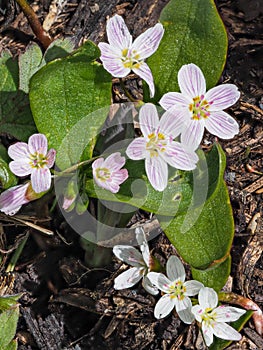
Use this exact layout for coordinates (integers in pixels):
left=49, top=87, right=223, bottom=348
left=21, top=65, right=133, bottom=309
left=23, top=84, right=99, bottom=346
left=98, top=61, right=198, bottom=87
left=8, top=134, right=56, bottom=193
left=0, top=182, right=45, bottom=216
left=126, top=103, right=198, bottom=191
left=92, top=152, right=128, bottom=194
left=98, top=14, right=164, bottom=97
left=113, top=227, right=159, bottom=295
left=148, top=256, right=203, bottom=323
left=192, top=287, right=246, bottom=346
left=159, top=63, right=240, bottom=150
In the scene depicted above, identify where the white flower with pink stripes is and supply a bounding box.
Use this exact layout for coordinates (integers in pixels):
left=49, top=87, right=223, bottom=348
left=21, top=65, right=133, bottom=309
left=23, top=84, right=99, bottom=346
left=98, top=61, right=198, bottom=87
left=98, top=14, right=164, bottom=97
left=159, top=63, right=240, bottom=150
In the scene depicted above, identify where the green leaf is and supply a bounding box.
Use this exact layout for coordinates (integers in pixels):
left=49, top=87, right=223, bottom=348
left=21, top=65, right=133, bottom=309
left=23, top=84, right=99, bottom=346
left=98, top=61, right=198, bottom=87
left=158, top=144, right=234, bottom=273
left=209, top=310, right=253, bottom=350
left=19, top=43, right=44, bottom=93
left=29, top=41, right=112, bottom=165
left=0, top=158, right=17, bottom=190
left=4, top=339, right=18, bottom=350
left=145, top=0, right=228, bottom=102
left=0, top=144, right=9, bottom=163
left=0, top=305, right=19, bottom=349
left=0, top=51, right=37, bottom=140
left=44, top=38, right=75, bottom=63
left=0, top=295, right=21, bottom=312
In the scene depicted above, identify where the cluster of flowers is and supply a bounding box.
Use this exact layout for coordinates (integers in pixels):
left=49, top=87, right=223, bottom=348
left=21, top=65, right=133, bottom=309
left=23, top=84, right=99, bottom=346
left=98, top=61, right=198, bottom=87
left=113, top=227, right=246, bottom=347
left=0, top=14, right=240, bottom=214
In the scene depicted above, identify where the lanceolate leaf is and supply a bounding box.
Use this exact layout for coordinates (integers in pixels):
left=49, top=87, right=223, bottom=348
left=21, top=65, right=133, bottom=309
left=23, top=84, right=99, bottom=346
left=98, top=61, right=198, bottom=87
left=145, top=0, right=228, bottom=102
left=29, top=41, right=112, bottom=167
left=0, top=158, right=18, bottom=190
left=0, top=51, right=36, bottom=140
left=0, top=305, right=19, bottom=349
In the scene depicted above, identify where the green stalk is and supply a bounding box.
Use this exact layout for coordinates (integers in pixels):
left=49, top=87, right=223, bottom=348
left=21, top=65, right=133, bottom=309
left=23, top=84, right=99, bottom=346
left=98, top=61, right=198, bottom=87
left=15, top=0, right=52, bottom=49
left=6, top=233, right=29, bottom=273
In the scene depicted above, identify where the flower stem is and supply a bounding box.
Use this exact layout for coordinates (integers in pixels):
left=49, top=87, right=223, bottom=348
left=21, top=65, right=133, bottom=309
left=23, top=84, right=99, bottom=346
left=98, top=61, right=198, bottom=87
left=15, top=0, right=52, bottom=49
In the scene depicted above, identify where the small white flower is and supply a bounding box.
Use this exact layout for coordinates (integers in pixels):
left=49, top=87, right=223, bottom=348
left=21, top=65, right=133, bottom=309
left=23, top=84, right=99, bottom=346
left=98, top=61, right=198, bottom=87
left=148, top=256, right=203, bottom=324
left=98, top=14, right=164, bottom=97
left=192, top=287, right=246, bottom=346
left=113, top=227, right=158, bottom=295
left=159, top=63, right=240, bottom=150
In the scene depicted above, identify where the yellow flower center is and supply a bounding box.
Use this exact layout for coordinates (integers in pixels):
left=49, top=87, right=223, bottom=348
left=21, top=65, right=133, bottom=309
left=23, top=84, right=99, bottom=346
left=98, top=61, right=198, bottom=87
left=95, top=167, right=111, bottom=182
left=167, top=280, right=187, bottom=300
left=121, top=48, right=141, bottom=69
left=189, top=95, right=211, bottom=120
left=201, top=307, right=217, bottom=326
left=146, top=132, right=167, bottom=158
left=29, top=153, right=47, bottom=169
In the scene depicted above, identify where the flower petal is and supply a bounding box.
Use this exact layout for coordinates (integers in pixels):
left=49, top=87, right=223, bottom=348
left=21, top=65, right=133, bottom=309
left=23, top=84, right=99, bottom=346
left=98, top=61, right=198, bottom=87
left=142, top=275, right=159, bottom=295
left=133, top=62, right=155, bottom=97
left=8, top=142, right=30, bottom=160
left=159, top=108, right=186, bottom=139
left=177, top=306, right=195, bottom=324
left=31, top=167, right=51, bottom=193
left=166, top=255, right=185, bottom=282
left=98, top=43, right=131, bottom=77
left=114, top=266, right=143, bottom=290
left=163, top=142, right=198, bottom=171
left=9, top=160, right=32, bottom=177
left=202, top=323, right=214, bottom=346
left=147, top=272, right=171, bottom=293
left=154, top=294, right=175, bottom=319
left=191, top=305, right=203, bottom=323
left=126, top=138, right=147, bottom=160
left=113, top=245, right=144, bottom=267
left=159, top=92, right=191, bottom=110
left=198, top=287, right=218, bottom=309
left=145, top=155, right=168, bottom=191
left=205, top=84, right=240, bottom=111
left=98, top=43, right=131, bottom=78
left=139, top=103, right=159, bottom=137
left=184, top=280, right=204, bottom=296
left=213, top=322, right=242, bottom=342
left=132, top=23, right=164, bottom=59
left=181, top=119, right=205, bottom=150
left=0, top=183, right=30, bottom=216
left=46, top=149, right=56, bottom=168
left=175, top=296, right=192, bottom=312
left=112, top=169, right=129, bottom=184
left=135, top=227, right=150, bottom=266
left=28, top=134, right=48, bottom=155
left=106, top=14, right=132, bottom=50
left=205, top=111, right=239, bottom=139
left=214, top=306, right=246, bottom=322
left=104, top=152, right=126, bottom=170
left=178, top=63, right=206, bottom=99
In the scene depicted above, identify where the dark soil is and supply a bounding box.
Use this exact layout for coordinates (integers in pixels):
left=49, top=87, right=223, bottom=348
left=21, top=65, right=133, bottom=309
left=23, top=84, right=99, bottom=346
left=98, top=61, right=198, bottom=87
left=0, top=0, right=262, bottom=349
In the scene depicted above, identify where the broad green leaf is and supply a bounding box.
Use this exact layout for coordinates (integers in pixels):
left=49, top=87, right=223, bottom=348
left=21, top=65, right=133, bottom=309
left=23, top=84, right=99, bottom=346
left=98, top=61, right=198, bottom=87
left=0, top=295, right=21, bottom=312
left=145, top=0, right=228, bottom=102
left=209, top=310, right=253, bottom=350
left=0, top=305, right=19, bottom=349
left=158, top=144, right=234, bottom=271
left=44, top=38, right=75, bottom=63
left=0, top=158, right=17, bottom=190
left=29, top=41, right=112, bottom=163
left=19, top=43, right=44, bottom=93
left=0, top=51, right=36, bottom=140
left=5, top=339, right=18, bottom=350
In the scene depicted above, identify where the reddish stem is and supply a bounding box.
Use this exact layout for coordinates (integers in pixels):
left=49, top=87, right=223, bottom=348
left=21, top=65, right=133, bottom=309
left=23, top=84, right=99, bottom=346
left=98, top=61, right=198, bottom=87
left=15, top=0, right=52, bottom=50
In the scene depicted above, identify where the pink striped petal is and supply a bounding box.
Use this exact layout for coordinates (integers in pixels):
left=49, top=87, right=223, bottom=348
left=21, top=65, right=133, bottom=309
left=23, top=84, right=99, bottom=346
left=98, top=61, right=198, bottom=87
left=0, top=183, right=30, bottom=216
left=181, top=119, right=205, bottom=150
left=126, top=138, right=147, bottom=160
left=28, top=134, right=48, bottom=155
left=159, top=108, right=187, bottom=139
left=166, top=256, right=185, bottom=282
left=104, top=152, right=125, bottom=170
left=31, top=167, right=51, bottom=193
left=112, top=169, right=129, bottom=184
left=92, top=157, right=104, bottom=170
left=159, top=92, right=191, bottom=110
left=113, top=245, right=144, bottom=267
left=205, top=84, right=240, bottom=110
left=205, top=111, right=239, bottom=139
left=114, top=267, right=143, bottom=289
left=133, top=62, right=155, bottom=97
left=145, top=155, right=168, bottom=191
left=132, top=23, right=164, bottom=59
left=106, top=14, right=132, bottom=50
left=8, top=142, right=30, bottom=160
left=46, top=149, right=56, bottom=168
left=178, top=63, right=206, bottom=99
left=98, top=42, right=130, bottom=77
left=163, top=142, right=198, bottom=171
left=9, top=160, right=32, bottom=176
left=138, top=103, right=159, bottom=137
